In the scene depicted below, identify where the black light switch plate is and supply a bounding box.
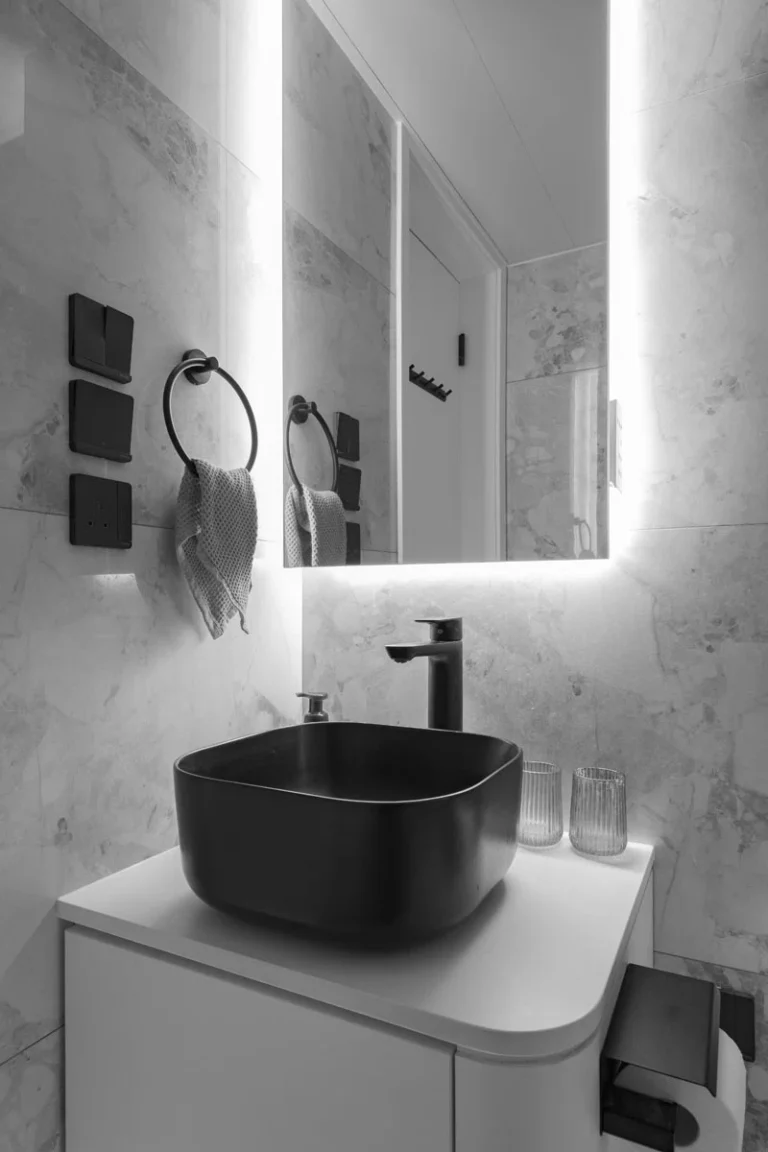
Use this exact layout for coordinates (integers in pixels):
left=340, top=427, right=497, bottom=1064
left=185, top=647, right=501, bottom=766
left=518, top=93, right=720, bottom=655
left=335, top=412, right=360, bottom=462
left=70, top=474, right=132, bottom=549
left=69, top=293, right=134, bottom=384
left=338, top=463, right=361, bottom=512
left=345, top=521, right=361, bottom=565
left=69, top=379, right=134, bottom=463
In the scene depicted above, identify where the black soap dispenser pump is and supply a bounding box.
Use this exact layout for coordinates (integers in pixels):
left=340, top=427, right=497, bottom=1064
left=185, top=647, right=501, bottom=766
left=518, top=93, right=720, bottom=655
left=297, top=691, right=330, bottom=723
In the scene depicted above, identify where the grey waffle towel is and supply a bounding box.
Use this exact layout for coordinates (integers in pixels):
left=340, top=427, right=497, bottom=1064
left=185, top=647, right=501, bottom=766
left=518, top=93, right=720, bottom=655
left=285, top=485, right=346, bottom=567
left=176, top=460, right=258, bottom=638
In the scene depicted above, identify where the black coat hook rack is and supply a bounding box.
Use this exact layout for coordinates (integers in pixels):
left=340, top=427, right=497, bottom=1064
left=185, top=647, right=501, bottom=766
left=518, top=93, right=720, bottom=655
left=409, top=364, right=452, bottom=403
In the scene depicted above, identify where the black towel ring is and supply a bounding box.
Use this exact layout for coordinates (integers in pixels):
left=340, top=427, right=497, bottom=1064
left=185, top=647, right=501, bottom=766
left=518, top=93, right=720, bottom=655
left=285, top=394, right=339, bottom=493
left=163, top=348, right=258, bottom=477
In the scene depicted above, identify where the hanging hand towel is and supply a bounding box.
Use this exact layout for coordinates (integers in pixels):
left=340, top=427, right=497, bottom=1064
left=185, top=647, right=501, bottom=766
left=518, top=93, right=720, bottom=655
left=285, top=484, right=346, bottom=567
left=176, top=459, right=258, bottom=638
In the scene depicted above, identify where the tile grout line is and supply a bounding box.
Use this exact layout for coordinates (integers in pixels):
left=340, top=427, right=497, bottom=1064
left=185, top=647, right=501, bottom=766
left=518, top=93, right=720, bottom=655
left=0, top=1026, right=62, bottom=1072
left=631, top=521, right=768, bottom=534
left=506, top=239, right=606, bottom=271
left=2, top=503, right=767, bottom=538
left=0, top=503, right=282, bottom=544
left=50, top=0, right=265, bottom=189
left=285, top=201, right=394, bottom=300
left=57, top=1, right=396, bottom=298
left=655, top=949, right=767, bottom=983
left=506, top=363, right=608, bottom=387
left=635, top=67, right=768, bottom=116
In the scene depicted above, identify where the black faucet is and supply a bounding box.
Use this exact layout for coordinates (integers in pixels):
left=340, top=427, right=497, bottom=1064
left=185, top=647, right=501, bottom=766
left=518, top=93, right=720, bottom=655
left=385, top=618, right=463, bottom=731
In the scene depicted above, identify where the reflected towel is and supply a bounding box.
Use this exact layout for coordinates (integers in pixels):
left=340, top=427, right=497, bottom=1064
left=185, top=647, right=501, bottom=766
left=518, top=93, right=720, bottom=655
left=285, top=485, right=346, bottom=567
left=176, top=459, right=258, bottom=638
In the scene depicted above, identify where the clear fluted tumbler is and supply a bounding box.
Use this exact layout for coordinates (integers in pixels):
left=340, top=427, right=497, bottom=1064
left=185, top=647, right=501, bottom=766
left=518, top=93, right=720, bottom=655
left=569, top=767, right=627, bottom=857
left=518, top=761, right=563, bottom=849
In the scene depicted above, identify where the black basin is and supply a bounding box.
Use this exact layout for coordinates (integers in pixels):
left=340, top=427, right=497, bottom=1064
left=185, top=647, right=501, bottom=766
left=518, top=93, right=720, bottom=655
left=174, top=723, right=523, bottom=943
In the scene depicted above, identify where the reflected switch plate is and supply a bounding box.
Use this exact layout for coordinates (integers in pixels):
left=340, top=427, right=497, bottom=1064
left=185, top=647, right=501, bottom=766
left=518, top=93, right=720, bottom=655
left=335, top=412, right=360, bottom=462
left=338, top=464, right=361, bottom=512
left=346, top=522, right=361, bottom=565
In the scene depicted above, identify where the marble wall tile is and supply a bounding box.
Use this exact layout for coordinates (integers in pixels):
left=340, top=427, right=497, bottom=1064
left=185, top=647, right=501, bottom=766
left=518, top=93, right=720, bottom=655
left=0, top=508, right=298, bottom=1065
left=0, top=902, right=60, bottom=1070
left=506, top=368, right=608, bottom=561
left=283, top=0, right=393, bottom=292
left=303, top=523, right=768, bottom=970
left=284, top=206, right=395, bottom=556
left=0, top=1029, right=62, bottom=1152
left=587, top=526, right=768, bottom=973
left=506, top=244, right=607, bottom=383
left=638, top=0, right=768, bottom=110
left=302, top=566, right=604, bottom=769
left=0, top=0, right=277, bottom=537
left=57, top=0, right=268, bottom=177
left=655, top=952, right=768, bottom=1151
left=0, top=0, right=289, bottom=1143
left=633, top=74, right=768, bottom=531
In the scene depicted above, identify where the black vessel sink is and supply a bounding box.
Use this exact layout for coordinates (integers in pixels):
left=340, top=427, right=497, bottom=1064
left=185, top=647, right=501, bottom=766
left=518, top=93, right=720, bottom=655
left=174, top=723, right=523, bottom=943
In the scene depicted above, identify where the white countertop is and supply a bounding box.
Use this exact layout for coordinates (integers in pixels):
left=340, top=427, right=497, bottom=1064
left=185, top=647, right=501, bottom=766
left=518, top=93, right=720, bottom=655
left=58, top=840, right=653, bottom=1061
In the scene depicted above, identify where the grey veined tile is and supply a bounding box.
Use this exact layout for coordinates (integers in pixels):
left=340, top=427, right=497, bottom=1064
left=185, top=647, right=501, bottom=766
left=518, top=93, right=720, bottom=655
left=637, top=0, right=768, bottom=110
left=632, top=74, right=768, bottom=530
left=592, top=525, right=768, bottom=973
left=506, top=244, right=607, bottom=383
left=0, top=1029, right=62, bottom=1152
left=284, top=207, right=395, bottom=555
left=506, top=368, right=608, bottom=561
left=283, top=0, right=393, bottom=291
left=0, top=0, right=266, bottom=529
left=57, top=0, right=267, bottom=177
left=301, top=562, right=603, bottom=770
left=0, top=509, right=294, bottom=895
left=302, top=523, right=768, bottom=975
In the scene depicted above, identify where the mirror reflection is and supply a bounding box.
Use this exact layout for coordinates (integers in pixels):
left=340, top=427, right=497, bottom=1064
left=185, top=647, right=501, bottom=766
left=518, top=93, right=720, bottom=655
left=283, top=0, right=608, bottom=566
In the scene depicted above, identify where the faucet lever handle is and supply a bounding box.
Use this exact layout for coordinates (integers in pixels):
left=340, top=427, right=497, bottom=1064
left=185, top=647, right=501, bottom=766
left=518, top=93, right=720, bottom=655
left=414, top=617, right=463, bottom=642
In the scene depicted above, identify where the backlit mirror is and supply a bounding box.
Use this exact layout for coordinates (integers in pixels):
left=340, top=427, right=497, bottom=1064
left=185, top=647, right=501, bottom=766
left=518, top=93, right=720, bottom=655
left=283, top=0, right=609, bottom=565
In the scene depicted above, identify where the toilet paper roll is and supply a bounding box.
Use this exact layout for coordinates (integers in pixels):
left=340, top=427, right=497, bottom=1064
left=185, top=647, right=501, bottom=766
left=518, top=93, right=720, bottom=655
left=613, top=1028, right=746, bottom=1151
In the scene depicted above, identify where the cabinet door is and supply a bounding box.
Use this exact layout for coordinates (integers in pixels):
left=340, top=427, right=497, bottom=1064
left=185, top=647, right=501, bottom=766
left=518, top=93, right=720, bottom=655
left=456, top=1037, right=601, bottom=1152
left=456, top=882, right=655, bottom=1151
left=65, top=927, right=452, bottom=1152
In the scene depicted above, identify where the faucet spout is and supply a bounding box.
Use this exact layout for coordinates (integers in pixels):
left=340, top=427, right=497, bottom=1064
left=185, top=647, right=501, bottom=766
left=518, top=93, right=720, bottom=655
left=385, top=619, right=464, bottom=731
left=385, top=641, right=459, bottom=664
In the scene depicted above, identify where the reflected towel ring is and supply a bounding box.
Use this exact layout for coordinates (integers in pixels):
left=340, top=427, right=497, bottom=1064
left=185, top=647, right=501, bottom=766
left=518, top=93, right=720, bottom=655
left=285, top=394, right=339, bottom=493
left=163, top=348, right=258, bottom=477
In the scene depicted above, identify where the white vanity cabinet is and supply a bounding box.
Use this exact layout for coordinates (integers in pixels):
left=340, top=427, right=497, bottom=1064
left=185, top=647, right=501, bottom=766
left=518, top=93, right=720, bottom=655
left=59, top=843, right=653, bottom=1152
left=66, top=929, right=452, bottom=1152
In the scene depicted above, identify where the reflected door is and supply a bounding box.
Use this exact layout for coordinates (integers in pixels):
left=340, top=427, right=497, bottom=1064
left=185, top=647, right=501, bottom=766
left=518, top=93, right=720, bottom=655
left=402, top=235, right=461, bottom=563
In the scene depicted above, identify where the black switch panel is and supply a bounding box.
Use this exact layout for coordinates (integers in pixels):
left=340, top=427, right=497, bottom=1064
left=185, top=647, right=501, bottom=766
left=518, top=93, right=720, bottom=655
left=69, top=379, right=134, bottom=463
left=70, top=474, right=132, bottom=549
left=69, top=293, right=134, bottom=384
left=335, top=412, right=360, bottom=462
left=337, top=463, right=361, bottom=512
left=345, top=521, right=361, bottom=565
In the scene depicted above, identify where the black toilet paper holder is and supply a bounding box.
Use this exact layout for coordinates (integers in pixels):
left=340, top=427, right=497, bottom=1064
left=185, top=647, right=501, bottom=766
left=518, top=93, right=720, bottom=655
left=601, top=964, right=754, bottom=1151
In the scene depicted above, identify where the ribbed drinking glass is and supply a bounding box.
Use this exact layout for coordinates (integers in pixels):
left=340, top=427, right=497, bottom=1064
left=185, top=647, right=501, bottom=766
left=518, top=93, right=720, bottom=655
left=569, top=767, right=627, bottom=857
left=518, top=761, right=563, bottom=849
